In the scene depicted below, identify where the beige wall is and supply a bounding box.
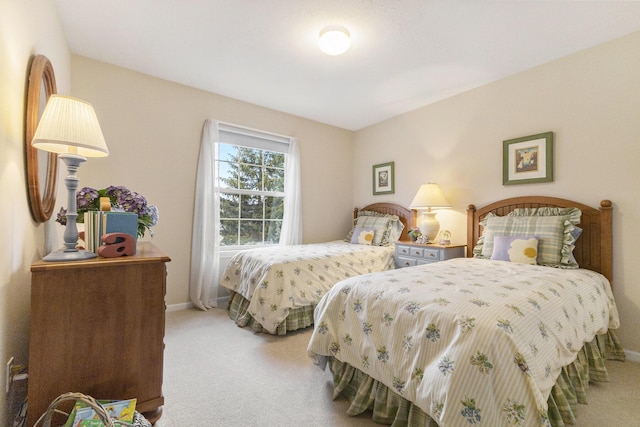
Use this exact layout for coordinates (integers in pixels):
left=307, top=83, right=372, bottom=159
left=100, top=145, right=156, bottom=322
left=353, top=31, right=640, bottom=355
left=69, top=56, right=354, bottom=306
left=0, top=0, right=71, bottom=423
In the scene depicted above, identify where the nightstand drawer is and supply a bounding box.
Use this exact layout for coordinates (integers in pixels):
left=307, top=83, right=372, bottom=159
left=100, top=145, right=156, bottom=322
left=396, top=256, right=418, bottom=268
left=394, top=242, right=466, bottom=269
left=423, top=248, right=441, bottom=261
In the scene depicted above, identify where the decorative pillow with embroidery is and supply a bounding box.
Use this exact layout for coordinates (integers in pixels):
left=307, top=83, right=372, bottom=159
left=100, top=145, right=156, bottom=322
left=350, top=226, right=375, bottom=245
left=491, top=235, right=539, bottom=265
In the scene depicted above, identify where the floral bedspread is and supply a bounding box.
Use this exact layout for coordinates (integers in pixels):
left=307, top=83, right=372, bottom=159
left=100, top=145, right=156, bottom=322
left=220, top=241, right=395, bottom=334
left=308, top=258, right=619, bottom=426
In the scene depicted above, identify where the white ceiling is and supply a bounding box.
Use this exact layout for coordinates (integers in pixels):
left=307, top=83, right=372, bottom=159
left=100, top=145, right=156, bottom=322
left=55, top=0, right=640, bottom=131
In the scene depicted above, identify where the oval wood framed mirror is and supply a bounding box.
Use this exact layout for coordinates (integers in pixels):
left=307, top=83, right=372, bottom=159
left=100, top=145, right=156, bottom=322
left=26, top=55, right=58, bottom=222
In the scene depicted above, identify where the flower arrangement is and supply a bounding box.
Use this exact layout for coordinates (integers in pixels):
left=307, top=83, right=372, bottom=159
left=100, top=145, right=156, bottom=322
left=56, top=185, right=159, bottom=238
left=407, top=227, right=422, bottom=241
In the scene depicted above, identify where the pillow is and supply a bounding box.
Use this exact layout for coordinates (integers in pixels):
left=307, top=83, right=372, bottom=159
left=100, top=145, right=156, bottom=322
left=491, top=236, right=539, bottom=265
left=350, top=226, right=375, bottom=245
left=508, top=207, right=581, bottom=268
left=345, top=211, right=402, bottom=246
left=474, top=214, right=565, bottom=266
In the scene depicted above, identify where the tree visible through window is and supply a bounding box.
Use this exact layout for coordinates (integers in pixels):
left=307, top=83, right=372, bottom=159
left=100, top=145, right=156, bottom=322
left=217, top=143, right=285, bottom=246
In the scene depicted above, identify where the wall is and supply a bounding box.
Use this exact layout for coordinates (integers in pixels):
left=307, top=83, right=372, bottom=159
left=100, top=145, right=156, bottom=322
left=0, top=0, right=71, bottom=423
left=353, top=31, right=640, bottom=355
left=69, top=56, right=354, bottom=306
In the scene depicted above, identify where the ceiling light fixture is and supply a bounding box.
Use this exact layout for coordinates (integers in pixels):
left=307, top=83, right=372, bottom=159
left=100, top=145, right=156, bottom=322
left=319, top=25, right=350, bottom=56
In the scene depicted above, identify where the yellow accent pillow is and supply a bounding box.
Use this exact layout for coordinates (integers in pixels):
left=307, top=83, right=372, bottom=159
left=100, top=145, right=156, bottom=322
left=490, top=235, right=538, bottom=265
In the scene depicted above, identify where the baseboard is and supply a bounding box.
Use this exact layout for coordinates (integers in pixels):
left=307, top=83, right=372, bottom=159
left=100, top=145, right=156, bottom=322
left=624, top=349, right=640, bottom=363
left=166, top=296, right=229, bottom=313
left=166, top=302, right=194, bottom=312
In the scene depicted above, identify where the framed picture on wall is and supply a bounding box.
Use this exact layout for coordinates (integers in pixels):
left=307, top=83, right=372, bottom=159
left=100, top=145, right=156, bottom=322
left=503, top=132, right=554, bottom=185
left=372, top=161, right=395, bottom=195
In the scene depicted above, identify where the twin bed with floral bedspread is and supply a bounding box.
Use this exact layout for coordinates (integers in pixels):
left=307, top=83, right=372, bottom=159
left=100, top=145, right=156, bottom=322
left=220, top=203, right=415, bottom=335
left=307, top=196, right=625, bottom=427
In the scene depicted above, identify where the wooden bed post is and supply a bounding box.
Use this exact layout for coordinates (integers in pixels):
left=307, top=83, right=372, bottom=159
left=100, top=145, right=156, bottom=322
left=466, top=204, right=476, bottom=258
left=600, top=200, right=613, bottom=283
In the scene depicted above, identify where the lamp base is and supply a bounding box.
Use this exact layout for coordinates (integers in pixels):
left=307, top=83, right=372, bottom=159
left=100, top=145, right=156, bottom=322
left=419, top=211, right=441, bottom=242
left=43, top=248, right=97, bottom=262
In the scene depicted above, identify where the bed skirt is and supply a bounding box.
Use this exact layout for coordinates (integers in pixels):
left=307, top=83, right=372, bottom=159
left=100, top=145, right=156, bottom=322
left=227, top=291, right=316, bottom=335
left=325, top=330, right=625, bottom=427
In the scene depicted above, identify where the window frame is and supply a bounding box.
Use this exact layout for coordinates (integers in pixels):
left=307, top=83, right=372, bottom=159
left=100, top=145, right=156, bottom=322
left=214, top=123, right=290, bottom=250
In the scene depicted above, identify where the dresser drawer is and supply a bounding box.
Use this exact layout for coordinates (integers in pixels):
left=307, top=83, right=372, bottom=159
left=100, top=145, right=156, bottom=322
left=396, top=256, right=418, bottom=268
left=423, top=248, right=442, bottom=261
left=395, top=244, right=412, bottom=257
left=394, top=242, right=466, bottom=269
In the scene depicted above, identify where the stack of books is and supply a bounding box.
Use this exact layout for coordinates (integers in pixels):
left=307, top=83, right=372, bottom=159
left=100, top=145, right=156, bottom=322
left=84, top=211, right=138, bottom=254
left=65, top=398, right=136, bottom=426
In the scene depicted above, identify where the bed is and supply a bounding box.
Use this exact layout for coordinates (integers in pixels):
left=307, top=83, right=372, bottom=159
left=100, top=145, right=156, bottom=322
left=308, top=196, right=625, bottom=426
left=221, top=202, right=416, bottom=335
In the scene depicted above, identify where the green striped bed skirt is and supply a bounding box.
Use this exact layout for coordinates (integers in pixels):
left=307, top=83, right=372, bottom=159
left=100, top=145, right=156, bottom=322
left=326, top=330, right=625, bottom=426
left=227, top=291, right=316, bottom=335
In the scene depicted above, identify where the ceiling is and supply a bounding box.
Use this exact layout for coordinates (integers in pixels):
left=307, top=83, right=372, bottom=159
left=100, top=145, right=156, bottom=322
left=55, top=1, right=640, bottom=131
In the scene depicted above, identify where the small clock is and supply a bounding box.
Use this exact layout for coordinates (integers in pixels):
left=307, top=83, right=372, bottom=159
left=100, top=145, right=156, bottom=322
left=439, top=230, right=451, bottom=245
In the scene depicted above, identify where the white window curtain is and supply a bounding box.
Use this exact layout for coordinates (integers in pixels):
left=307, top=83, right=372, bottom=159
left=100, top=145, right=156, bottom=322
left=190, top=119, right=220, bottom=310
left=189, top=119, right=302, bottom=310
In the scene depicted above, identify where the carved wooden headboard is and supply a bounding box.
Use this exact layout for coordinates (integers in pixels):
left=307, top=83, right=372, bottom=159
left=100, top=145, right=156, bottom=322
left=354, top=203, right=416, bottom=242
left=467, top=196, right=613, bottom=283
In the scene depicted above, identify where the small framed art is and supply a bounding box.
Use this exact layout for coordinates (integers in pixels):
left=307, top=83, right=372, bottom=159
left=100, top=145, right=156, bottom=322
left=503, top=132, right=554, bottom=185
left=372, top=161, right=395, bottom=195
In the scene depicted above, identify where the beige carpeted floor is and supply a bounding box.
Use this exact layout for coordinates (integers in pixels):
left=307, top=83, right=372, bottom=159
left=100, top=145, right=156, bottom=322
left=156, top=308, right=639, bottom=427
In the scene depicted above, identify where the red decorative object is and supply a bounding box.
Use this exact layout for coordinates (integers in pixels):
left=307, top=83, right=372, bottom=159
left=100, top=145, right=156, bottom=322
left=98, top=233, right=136, bottom=257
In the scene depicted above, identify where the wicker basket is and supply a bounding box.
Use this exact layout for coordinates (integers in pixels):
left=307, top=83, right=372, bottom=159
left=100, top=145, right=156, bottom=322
left=33, top=392, right=148, bottom=427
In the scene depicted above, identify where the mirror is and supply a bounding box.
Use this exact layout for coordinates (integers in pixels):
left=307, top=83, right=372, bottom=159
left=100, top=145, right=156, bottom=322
left=26, top=55, right=58, bottom=222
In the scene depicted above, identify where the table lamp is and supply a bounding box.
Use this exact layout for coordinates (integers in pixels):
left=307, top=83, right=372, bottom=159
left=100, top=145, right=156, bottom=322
left=32, top=95, right=109, bottom=261
left=409, top=183, right=451, bottom=242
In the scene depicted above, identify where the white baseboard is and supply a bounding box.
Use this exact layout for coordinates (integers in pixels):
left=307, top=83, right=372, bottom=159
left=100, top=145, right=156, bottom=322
left=624, top=349, right=640, bottom=363
left=166, top=296, right=230, bottom=313
left=166, top=302, right=194, bottom=312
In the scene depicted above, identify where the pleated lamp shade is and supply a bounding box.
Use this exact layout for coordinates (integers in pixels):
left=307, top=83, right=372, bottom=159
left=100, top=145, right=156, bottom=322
left=32, top=95, right=109, bottom=157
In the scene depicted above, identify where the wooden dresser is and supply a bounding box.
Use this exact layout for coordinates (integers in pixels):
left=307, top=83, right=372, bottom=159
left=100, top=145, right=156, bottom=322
left=27, top=242, right=170, bottom=426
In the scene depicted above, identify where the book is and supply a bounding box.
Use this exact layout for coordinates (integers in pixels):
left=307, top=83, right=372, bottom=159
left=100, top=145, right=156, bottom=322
left=83, top=211, right=138, bottom=255
left=65, top=398, right=136, bottom=427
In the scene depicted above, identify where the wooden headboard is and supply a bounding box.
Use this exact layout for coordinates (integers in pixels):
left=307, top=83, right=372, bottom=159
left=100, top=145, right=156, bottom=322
left=354, top=203, right=416, bottom=242
left=467, top=196, right=613, bottom=283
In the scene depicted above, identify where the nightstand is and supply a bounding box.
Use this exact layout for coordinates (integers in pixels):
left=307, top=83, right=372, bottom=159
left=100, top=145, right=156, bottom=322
left=394, top=241, right=466, bottom=268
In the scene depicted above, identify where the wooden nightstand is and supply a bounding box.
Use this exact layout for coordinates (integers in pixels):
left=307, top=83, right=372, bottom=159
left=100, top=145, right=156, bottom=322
left=394, top=241, right=466, bottom=268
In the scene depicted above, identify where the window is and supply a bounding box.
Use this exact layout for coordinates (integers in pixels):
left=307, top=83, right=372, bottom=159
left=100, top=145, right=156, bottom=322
left=215, top=125, right=290, bottom=247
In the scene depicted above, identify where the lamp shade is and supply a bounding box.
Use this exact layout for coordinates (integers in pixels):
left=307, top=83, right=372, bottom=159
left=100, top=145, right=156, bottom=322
left=319, top=26, right=350, bottom=55
left=409, top=183, right=451, bottom=209
left=32, top=95, right=109, bottom=157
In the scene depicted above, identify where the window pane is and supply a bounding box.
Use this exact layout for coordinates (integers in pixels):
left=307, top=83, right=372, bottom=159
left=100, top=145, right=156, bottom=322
left=240, top=194, right=263, bottom=219
left=220, top=220, right=238, bottom=246
left=239, top=164, right=263, bottom=190
left=218, top=161, right=238, bottom=189
left=265, top=220, right=282, bottom=244
left=238, top=147, right=262, bottom=165
left=218, top=143, right=238, bottom=162
left=219, top=193, right=239, bottom=219
left=264, top=151, right=284, bottom=167
left=264, top=196, right=284, bottom=219
left=240, top=220, right=263, bottom=245
left=264, top=167, right=284, bottom=192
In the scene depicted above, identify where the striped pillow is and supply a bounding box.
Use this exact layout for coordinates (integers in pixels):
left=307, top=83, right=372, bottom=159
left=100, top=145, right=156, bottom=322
left=475, top=215, right=566, bottom=266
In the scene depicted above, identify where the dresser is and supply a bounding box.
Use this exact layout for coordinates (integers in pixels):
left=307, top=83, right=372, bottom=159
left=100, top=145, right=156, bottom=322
left=27, top=242, right=170, bottom=426
left=394, top=241, right=465, bottom=268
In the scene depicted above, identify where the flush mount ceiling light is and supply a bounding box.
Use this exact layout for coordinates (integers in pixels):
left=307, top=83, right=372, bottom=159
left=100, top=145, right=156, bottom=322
left=319, top=25, right=350, bottom=56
